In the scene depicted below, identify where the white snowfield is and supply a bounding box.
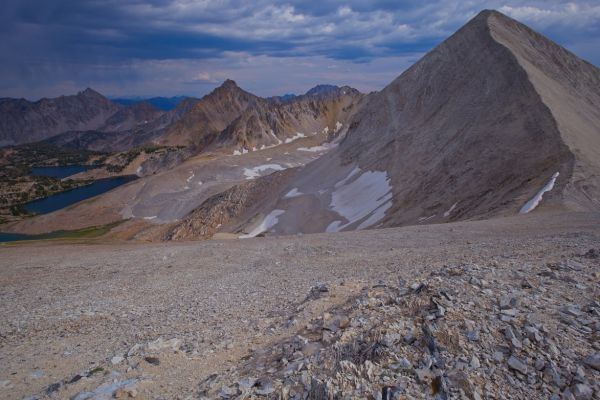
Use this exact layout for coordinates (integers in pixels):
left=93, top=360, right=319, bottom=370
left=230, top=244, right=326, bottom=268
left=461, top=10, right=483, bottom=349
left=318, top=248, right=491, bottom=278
left=243, top=164, right=286, bottom=180
left=183, top=171, right=195, bottom=189
left=444, top=202, right=458, bottom=217
left=334, top=121, right=343, bottom=132
left=284, top=132, right=306, bottom=144
left=297, top=140, right=338, bottom=153
left=240, top=209, right=285, bottom=238
left=284, top=188, right=303, bottom=198
left=327, top=168, right=393, bottom=232
left=520, top=172, right=559, bottom=214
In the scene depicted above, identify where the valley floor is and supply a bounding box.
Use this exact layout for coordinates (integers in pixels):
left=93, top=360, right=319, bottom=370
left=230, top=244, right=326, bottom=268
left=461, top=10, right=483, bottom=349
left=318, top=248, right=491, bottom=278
left=0, top=211, right=599, bottom=399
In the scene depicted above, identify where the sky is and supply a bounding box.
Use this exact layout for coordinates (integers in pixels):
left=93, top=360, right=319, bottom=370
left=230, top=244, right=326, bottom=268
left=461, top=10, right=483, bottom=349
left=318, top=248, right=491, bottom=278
left=1, top=1, right=599, bottom=99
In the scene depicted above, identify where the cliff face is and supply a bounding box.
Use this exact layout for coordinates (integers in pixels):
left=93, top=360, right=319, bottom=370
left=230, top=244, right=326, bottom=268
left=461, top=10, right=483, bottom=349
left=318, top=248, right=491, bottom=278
left=215, top=86, right=362, bottom=152
left=157, top=80, right=363, bottom=153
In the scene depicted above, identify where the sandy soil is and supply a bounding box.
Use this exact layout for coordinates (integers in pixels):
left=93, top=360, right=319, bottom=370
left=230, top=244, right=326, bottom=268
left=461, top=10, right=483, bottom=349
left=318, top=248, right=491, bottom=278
left=0, top=211, right=599, bottom=399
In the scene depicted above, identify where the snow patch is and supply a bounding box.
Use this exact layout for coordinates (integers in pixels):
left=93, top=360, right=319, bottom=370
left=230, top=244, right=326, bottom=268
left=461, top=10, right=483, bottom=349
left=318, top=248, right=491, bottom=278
left=418, top=215, right=436, bottom=222
left=143, top=216, right=157, bottom=220
left=136, top=166, right=143, bottom=175
left=520, top=172, right=559, bottom=214
left=443, top=202, right=458, bottom=218
left=334, top=121, right=343, bottom=132
left=297, top=143, right=336, bottom=152
left=284, top=188, right=303, bottom=198
left=326, top=221, right=343, bottom=233
left=233, top=150, right=242, bottom=156
left=328, top=168, right=393, bottom=231
left=242, top=148, right=249, bottom=154
left=240, top=209, right=285, bottom=238
left=243, top=164, right=286, bottom=180
left=284, top=132, right=306, bottom=143
left=322, top=126, right=329, bottom=134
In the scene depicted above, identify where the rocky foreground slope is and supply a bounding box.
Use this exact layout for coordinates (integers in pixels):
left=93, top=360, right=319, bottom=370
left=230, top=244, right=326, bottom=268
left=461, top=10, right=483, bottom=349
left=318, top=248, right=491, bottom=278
left=0, top=212, right=598, bottom=399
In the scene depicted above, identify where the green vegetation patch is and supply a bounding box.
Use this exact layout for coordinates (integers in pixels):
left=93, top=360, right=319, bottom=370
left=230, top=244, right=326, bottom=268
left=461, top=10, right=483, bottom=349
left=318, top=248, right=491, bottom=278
left=0, top=220, right=126, bottom=244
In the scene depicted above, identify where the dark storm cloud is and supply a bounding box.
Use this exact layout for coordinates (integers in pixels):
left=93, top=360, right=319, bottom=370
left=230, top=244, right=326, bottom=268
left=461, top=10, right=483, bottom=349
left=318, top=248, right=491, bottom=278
left=1, top=0, right=599, bottom=98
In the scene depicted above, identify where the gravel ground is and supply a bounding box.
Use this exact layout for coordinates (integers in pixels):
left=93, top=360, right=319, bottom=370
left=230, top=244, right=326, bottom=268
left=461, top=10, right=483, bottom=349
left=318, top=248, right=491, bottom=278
left=0, top=211, right=599, bottom=399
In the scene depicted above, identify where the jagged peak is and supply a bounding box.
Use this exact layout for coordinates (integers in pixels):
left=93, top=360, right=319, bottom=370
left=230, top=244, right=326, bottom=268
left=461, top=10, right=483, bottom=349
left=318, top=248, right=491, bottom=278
left=207, top=79, right=249, bottom=99
left=305, top=84, right=339, bottom=97
left=76, top=88, right=108, bottom=102
left=468, top=9, right=512, bottom=26
left=221, top=79, right=239, bottom=89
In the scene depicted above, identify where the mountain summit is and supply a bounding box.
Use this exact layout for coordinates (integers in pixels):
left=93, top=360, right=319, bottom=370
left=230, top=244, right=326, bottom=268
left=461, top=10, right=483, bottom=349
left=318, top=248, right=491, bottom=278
left=173, top=9, right=600, bottom=238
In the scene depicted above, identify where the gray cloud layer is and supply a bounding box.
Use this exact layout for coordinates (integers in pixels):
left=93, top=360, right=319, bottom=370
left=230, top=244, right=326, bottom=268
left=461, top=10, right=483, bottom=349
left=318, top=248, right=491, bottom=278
left=1, top=1, right=599, bottom=98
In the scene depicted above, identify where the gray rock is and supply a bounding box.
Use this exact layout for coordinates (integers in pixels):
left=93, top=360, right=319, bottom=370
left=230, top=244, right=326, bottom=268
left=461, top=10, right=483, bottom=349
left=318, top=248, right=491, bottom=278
left=571, top=383, right=593, bottom=400
left=504, top=326, right=517, bottom=340
left=382, top=386, right=404, bottom=400
left=524, top=326, right=542, bottom=342
left=499, top=295, right=519, bottom=309
left=534, top=358, right=545, bottom=371
left=466, top=329, right=480, bottom=342
left=415, top=368, right=433, bottom=383
left=111, top=356, right=124, bottom=365
left=507, top=356, right=528, bottom=374
left=543, top=364, right=564, bottom=388
left=582, top=353, right=600, bottom=371
left=562, top=306, right=583, bottom=317
left=219, top=385, right=238, bottom=398
left=238, top=377, right=257, bottom=390
left=493, top=351, right=505, bottom=362
left=255, top=379, right=274, bottom=395
left=501, top=308, right=519, bottom=317
left=397, top=357, right=412, bottom=369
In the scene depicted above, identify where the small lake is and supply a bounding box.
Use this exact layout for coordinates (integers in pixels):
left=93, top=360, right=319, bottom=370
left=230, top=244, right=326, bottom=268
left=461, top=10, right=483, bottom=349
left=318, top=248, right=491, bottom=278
left=31, top=165, right=95, bottom=179
left=0, top=232, right=35, bottom=242
left=0, top=231, right=62, bottom=243
left=24, top=176, right=137, bottom=215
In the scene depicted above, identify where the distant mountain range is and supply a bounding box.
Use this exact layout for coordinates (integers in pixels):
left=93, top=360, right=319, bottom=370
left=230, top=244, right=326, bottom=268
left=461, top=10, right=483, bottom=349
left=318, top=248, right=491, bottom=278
left=0, top=83, right=361, bottom=152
